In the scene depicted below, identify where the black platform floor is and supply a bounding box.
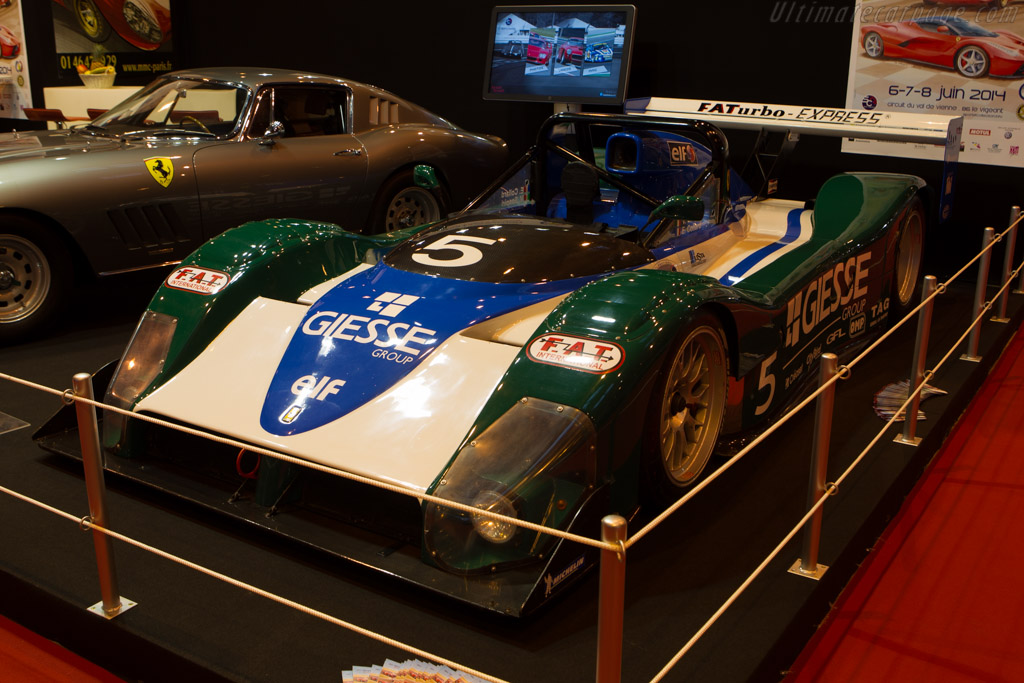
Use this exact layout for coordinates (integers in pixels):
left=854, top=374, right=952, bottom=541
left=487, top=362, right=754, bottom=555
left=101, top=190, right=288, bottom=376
left=1, top=273, right=1020, bottom=683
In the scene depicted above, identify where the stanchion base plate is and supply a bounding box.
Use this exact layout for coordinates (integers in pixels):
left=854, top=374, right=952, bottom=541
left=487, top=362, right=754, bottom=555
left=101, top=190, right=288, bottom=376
left=87, top=597, right=137, bottom=620
left=788, top=559, right=828, bottom=581
left=894, top=434, right=922, bottom=447
left=990, top=317, right=1010, bottom=324
left=960, top=354, right=982, bottom=363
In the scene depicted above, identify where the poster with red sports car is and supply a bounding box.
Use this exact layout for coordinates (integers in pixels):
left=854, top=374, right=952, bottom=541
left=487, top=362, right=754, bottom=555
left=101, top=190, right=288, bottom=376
left=846, top=0, right=1024, bottom=167
left=51, top=0, right=174, bottom=82
left=0, top=0, right=33, bottom=119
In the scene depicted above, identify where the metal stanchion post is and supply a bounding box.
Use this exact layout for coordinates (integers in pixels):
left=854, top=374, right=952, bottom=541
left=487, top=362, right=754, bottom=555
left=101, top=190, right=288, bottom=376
left=993, top=207, right=1018, bottom=322
left=1017, top=221, right=1024, bottom=294
left=896, top=276, right=937, bottom=447
left=961, top=227, right=995, bottom=363
left=72, top=373, right=135, bottom=619
left=596, top=515, right=627, bottom=683
left=1013, top=206, right=1024, bottom=296
left=789, top=353, right=837, bottom=580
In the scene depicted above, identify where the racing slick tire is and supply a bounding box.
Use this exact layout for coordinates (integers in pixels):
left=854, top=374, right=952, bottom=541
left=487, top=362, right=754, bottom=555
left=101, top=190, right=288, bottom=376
left=955, top=45, right=991, bottom=78
left=889, top=196, right=926, bottom=319
left=370, top=168, right=449, bottom=234
left=863, top=32, right=884, bottom=59
left=72, top=0, right=112, bottom=43
left=0, top=218, right=73, bottom=343
left=642, top=312, right=729, bottom=504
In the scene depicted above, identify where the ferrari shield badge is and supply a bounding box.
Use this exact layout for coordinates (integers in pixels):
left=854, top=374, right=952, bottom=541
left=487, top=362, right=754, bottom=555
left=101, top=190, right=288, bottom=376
left=145, top=157, right=174, bottom=187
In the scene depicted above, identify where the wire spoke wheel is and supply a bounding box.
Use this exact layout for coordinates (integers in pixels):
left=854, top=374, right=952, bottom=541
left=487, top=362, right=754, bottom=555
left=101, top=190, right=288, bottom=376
left=0, top=233, right=52, bottom=325
left=384, top=186, right=440, bottom=233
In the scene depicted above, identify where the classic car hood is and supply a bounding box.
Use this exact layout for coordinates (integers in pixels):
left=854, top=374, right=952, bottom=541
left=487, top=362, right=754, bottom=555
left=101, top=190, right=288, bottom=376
left=0, top=130, right=123, bottom=161
left=260, top=262, right=583, bottom=436
left=0, top=129, right=209, bottom=162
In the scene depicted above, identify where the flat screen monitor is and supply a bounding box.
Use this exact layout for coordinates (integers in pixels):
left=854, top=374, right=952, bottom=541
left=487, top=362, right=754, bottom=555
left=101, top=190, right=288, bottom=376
left=483, top=5, right=636, bottom=106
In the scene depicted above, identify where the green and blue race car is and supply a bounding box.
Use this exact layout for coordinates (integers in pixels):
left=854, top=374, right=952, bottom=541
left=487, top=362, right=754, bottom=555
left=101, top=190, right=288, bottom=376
left=37, top=100, right=961, bottom=616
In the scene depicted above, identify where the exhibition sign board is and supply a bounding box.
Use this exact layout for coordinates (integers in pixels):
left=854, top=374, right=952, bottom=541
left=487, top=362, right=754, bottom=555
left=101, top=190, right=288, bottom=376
left=845, top=0, right=1024, bottom=168
left=0, top=0, right=33, bottom=118
left=51, top=1, right=175, bottom=81
left=626, top=96, right=962, bottom=219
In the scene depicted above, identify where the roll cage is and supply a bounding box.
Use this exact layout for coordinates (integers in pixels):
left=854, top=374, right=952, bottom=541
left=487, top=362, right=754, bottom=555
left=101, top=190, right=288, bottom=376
left=458, top=112, right=733, bottom=248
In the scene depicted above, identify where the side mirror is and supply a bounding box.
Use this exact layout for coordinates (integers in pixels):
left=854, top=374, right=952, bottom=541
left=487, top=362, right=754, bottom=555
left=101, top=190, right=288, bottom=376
left=649, top=195, right=704, bottom=223
left=258, top=120, right=286, bottom=145
left=413, top=164, right=440, bottom=190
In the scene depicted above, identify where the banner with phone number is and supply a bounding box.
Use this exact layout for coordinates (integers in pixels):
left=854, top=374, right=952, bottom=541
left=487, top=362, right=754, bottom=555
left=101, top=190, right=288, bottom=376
left=845, top=0, right=1024, bottom=167
left=0, top=0, right=33, bottom=119
left=52, top=0, right=174, bottom=80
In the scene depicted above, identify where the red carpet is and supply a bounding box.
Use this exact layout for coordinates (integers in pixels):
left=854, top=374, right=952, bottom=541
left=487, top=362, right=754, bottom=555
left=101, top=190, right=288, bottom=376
left=787, top=327, right=1024, bottom=682
left=0, top=614, right=122, bottom=682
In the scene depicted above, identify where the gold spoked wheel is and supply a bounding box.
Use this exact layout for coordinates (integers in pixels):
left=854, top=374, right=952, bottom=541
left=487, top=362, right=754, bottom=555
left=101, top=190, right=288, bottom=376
left=654, top=315, right=728, bottom=489
left=892, top=197, right=925, bottom=313
left=73, top=0, right=111, bottom=42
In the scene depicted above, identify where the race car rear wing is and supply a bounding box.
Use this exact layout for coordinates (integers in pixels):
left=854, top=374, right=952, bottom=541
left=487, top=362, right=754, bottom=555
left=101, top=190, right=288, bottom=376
left=624, top=97, right=962, bottom=219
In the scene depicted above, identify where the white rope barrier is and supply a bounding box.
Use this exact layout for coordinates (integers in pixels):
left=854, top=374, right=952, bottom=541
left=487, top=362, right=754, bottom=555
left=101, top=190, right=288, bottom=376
left=646, top=225, right=1024, bottom=680
left=631, top=217, right=1021, bottom=549
left=649, top=260, right=1024, bottom=681
left=0, top=209, right=1020, bottom=683
left=0, top=371, right=616, bottom=554
left=0, top=482, right=509, bottom=683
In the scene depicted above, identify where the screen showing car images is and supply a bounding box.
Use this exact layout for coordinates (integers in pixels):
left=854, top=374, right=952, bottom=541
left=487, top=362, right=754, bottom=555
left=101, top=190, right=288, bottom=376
left=483, top=5, right=636, bottom=105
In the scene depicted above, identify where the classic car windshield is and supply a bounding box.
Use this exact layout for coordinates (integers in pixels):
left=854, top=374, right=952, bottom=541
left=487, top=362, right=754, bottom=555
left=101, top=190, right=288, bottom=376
left=88, top=78, right=250, bottom=137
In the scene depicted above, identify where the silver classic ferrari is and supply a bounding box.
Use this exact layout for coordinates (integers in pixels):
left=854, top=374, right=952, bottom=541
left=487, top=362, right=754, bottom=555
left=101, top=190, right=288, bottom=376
left=0, top=67, right=507, bottom=341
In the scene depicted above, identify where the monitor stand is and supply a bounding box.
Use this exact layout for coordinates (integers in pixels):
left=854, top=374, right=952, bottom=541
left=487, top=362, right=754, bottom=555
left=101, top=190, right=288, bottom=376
left=553, top=102, right=581, bottom=115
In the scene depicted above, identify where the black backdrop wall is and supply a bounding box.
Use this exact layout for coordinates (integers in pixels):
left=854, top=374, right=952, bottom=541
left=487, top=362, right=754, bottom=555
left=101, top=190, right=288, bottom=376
left=14, top=0, right=1023, bottom=273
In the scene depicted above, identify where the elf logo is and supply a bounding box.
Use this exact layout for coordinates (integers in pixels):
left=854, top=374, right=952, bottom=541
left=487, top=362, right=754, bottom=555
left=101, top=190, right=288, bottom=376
left=667, top=141, right=697, bottom=165
left=278, top=375, right=347, bottom=424
left=527, top=333, right=624, bottom=374
left=291, top=375, right=346, bottom=401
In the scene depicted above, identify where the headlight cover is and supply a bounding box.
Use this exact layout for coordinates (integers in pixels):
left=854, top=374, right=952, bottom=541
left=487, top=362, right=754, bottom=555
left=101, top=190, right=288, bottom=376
left=991, top=43, right=1024, bottom=58
left=102, top=310, right=177, bottom=453
left=423, top=397, right=597, bottom=574
left=123, top=0, right=162, bottom=43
